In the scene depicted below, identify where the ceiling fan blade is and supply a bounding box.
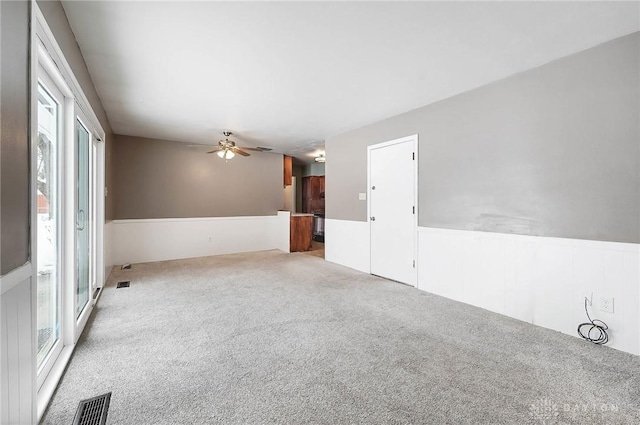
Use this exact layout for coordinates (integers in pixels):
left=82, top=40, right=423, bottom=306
left=231, top=147, right=250, bottom=157
left=238, top=147, right=266, bottom=152
left=206, top=149, right=221, bottom=154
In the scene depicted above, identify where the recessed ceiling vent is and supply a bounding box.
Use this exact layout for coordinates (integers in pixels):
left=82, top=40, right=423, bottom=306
left=73, top=392, right=111, bottom=425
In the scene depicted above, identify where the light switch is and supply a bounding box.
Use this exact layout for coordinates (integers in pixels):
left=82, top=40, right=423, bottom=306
left=358, top=193, right=366, bottom=201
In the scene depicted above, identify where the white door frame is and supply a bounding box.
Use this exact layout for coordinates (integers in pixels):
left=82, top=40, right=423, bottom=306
left=367, top=134, right=419, bottom=286
left=33, top=4, right=107, bottom=419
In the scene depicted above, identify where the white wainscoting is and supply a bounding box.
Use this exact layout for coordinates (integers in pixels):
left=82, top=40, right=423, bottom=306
left=418, top=227, right=640, bottom=355
left=325, top=219, right=370, bottom=273
left=275, top=211, right=291, bottom=254
left=104, top=220, right=114, bottom=282
left=1, top=264, right=35, bottom=424
left=112, top=215, right=290, bottom=265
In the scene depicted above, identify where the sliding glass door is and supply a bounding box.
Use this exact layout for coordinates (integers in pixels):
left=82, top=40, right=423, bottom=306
left=35, top=71, right=100, bottom=389
left=35, top=18, right=107, bottom=411
left=76, top=119, right=92, bottom=318
left=36, top=79, right=63, bottom=376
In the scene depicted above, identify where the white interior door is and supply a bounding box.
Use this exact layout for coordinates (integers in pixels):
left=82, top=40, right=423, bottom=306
left=369, top=135, right=417, bottom=286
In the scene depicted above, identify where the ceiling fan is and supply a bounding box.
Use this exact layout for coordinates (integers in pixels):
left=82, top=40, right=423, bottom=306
left=207, top=131, right=268, bottom=160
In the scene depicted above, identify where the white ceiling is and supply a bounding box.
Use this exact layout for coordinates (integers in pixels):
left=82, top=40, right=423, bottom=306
left=62, top=1, right=639, bottom=162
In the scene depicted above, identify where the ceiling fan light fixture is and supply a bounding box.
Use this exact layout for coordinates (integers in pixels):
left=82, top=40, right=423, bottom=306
left=209, top=131, right=265, bottom=160
left=315, top=154, right=326, bottom=163
left=217, top=149, right=235, bottom=159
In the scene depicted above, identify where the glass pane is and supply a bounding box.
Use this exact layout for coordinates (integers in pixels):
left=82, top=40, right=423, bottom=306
left=76, top=120, right=91, bottom=318
left=37, top=83, right=61, bottom=369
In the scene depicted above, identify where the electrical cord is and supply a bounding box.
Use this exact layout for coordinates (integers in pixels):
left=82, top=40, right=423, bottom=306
left=577, top=297, right=609, bottom=345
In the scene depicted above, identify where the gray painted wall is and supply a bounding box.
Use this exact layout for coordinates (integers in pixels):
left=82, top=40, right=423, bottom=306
left=292, top=164, right=304, bottom=213
left=326, top=33, right=639, bottom=244
left=303, top=163, right=325, bottom=177
left=38, top=0, right=116, bottom=220
left=113, top=135, right=284, bottom=219
left=1, top=0, right=31, bottom=275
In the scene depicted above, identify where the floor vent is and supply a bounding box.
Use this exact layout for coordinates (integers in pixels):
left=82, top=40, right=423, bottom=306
left=116, top=281, right=130, bottom=288
left=73, top=392, right=111, bottom=425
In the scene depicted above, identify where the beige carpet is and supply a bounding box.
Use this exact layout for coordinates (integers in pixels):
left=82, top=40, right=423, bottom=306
left=42, top=250, right=640, bottom=424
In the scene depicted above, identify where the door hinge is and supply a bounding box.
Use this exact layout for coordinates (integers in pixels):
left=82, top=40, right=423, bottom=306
left=412, top=206, right=415, bottom=214
left=412, top=152, right=415, bottom=160
left=413, top=260, right=415, bottom=268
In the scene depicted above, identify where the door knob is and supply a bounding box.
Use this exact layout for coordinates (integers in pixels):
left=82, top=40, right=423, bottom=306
left=370, top=217, right=376, bottom=221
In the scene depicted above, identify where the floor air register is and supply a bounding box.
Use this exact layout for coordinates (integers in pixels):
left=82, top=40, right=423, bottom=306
left=72, top=392, right=111, bottom=425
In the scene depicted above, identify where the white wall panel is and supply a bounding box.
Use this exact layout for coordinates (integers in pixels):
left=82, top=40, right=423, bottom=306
left=418, top=227, right=640, bottom=355
left=1, top=269, right=34, bottom=425
left=325, top=219, right=371, bottom=274
left=274, top=211, right=291, bottom=254
left=104, top=220, right=114, bottom=282
left=111, top=216, right=287, bottom=265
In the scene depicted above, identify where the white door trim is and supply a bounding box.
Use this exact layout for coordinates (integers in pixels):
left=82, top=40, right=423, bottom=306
left=367, top=134, right=419, bottom=286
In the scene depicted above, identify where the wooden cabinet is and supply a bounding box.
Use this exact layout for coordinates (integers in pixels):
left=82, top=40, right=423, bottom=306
left=290, top=214, right=313, bottom=252
left=301, top=176, right=325, bottom=213
left=283, top=155, right=292, bottom=186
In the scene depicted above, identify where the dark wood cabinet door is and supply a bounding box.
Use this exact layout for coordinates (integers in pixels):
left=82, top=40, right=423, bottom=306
left=302, top=176, right=325, bottom=213
left=283, top=155, right=293, bottom=186
left=290, top=216, right=313, bottom=252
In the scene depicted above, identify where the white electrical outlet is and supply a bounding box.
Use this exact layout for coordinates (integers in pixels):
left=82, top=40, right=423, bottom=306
left=600, top=297, right=614, bottom=313
left=358, top=192, right=366, bottom=201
